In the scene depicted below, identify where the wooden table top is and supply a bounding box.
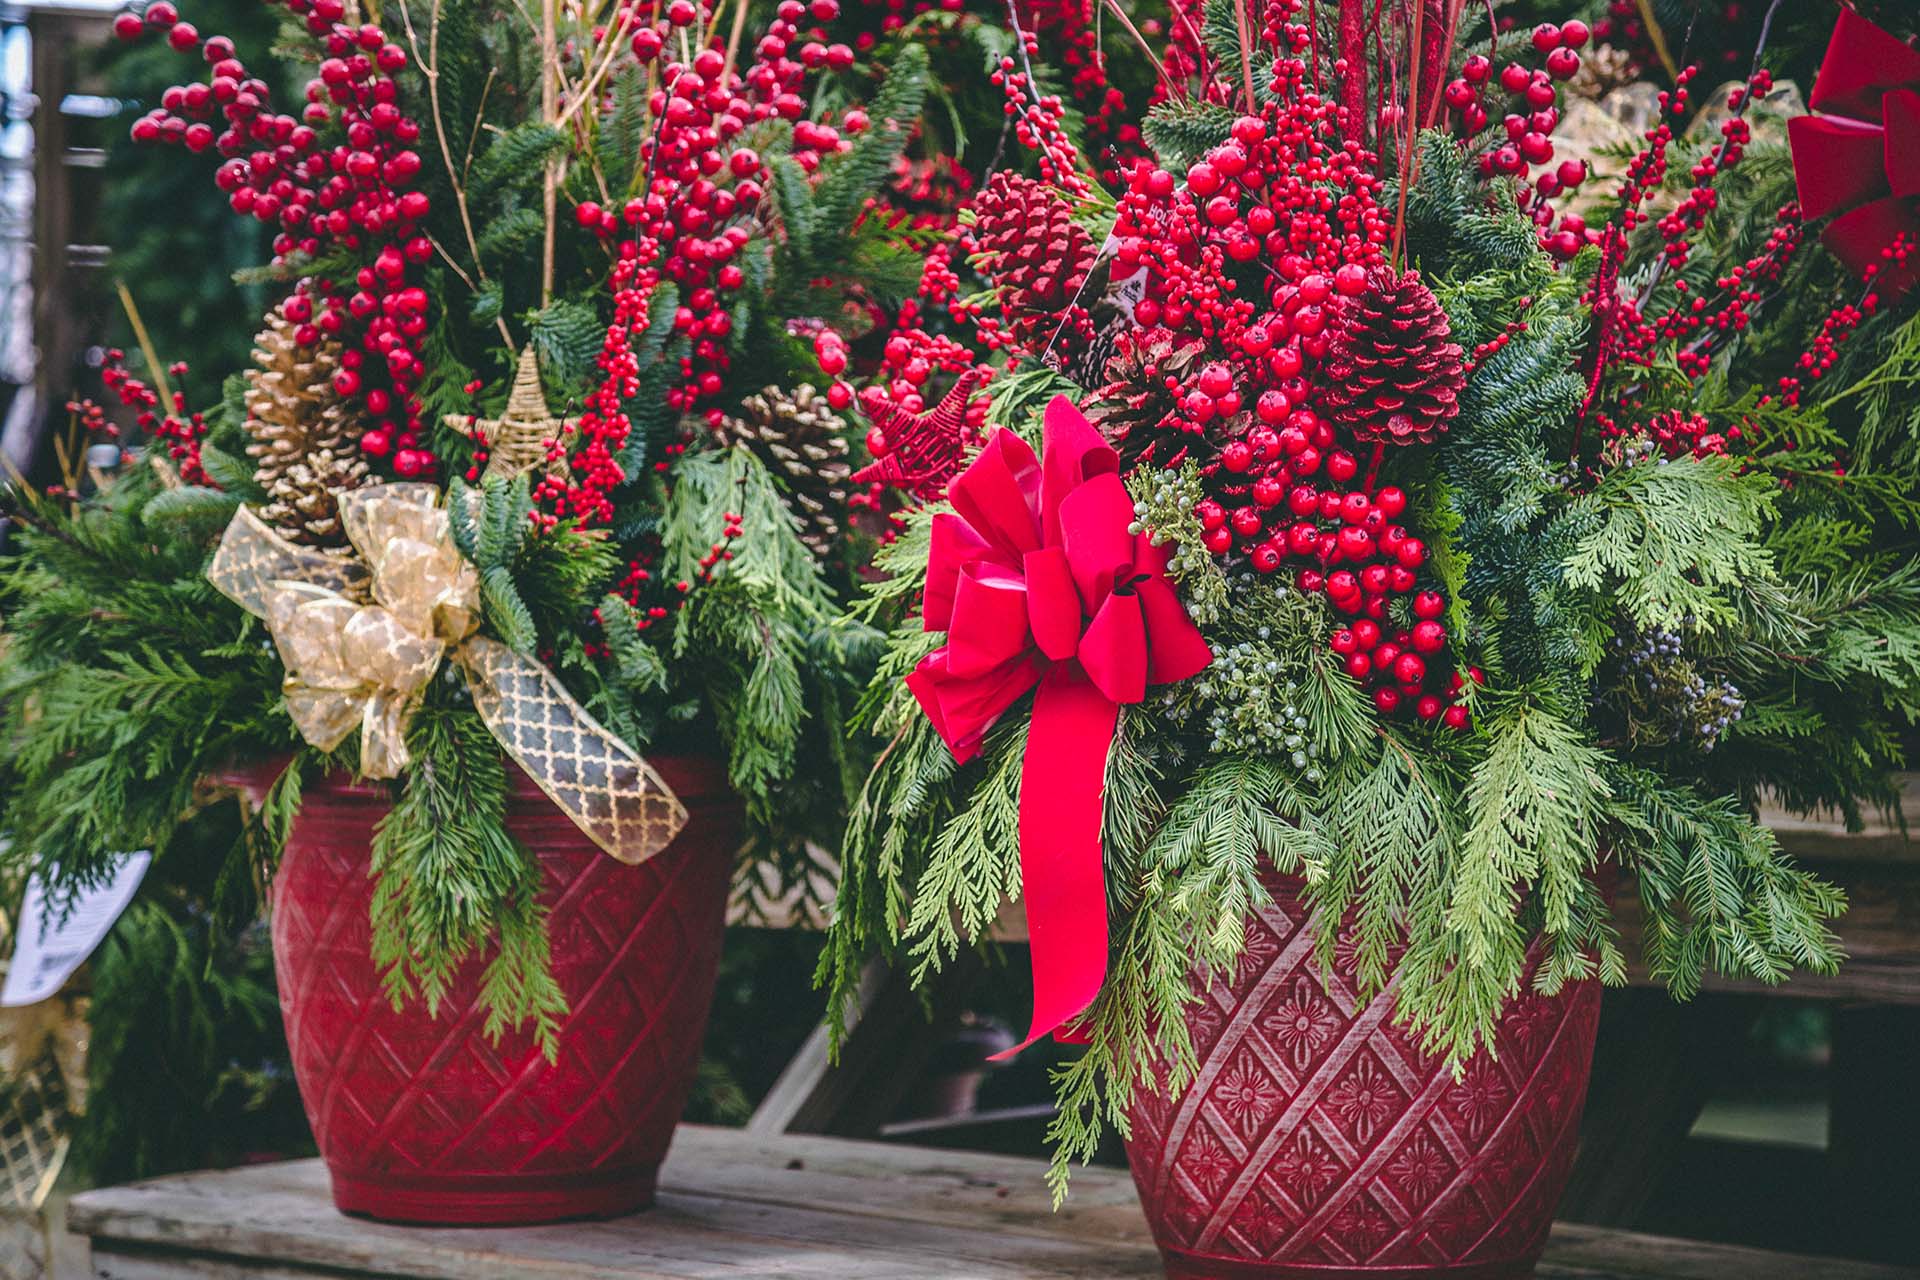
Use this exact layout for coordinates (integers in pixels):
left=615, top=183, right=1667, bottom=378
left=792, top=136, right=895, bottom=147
left=65, top=1126, right=1917, bottom=1279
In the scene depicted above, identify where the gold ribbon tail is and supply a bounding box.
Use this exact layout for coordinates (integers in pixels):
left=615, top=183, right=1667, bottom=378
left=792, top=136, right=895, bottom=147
left=456, top=635, right=689, bottom=864
left=206, top=486, right=689, bottom=860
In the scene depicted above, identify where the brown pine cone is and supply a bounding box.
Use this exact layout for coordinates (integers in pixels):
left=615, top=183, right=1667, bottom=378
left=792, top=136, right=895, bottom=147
left=1085, top=333, right=1212, bottom=471
left=712, top=385, right=853, bottom=560
left=244, top=302, right=366, bottom=546
left=1318, top=269, right=1465, bottom=447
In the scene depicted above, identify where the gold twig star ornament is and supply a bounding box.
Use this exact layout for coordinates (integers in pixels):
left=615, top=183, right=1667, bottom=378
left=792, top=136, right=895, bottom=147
left=444, top=347, right=569, bottom=484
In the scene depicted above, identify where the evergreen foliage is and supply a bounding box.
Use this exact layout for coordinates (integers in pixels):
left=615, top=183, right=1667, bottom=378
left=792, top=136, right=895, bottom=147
left=367, top=700, right=568, bottom=1055
left=4, top=0, right=922, bottom=1080
left=822, top=110, right=1901, bottom=1197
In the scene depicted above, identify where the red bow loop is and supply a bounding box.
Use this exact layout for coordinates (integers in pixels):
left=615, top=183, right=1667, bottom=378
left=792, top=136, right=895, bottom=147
left=1790, top=9, right=1920, bottom=297
left=907, top=395, right=1211, bottom=1057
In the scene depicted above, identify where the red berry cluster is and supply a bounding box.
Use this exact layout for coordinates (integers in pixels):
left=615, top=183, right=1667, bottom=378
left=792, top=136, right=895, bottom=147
left=840, top=0, right=958, bottom=40
left=1329, top=598, right=1479, bottom=726
left=607, top=504, right=739, bottom=625
left=1021, top=0, right=1139, bottom=176
left=1649, top=72, right=1771, bottom=276
left=880, top=154, right=976, bottom=225
left=1595, top=0, right=1752, bottom=76
left=540, top=242, right=663, bottom=528
left=62, top=396, right=119, bottom=444
left=553, top=0, right=859, bottom=527
left=117, top=0, right=439, bottom=479
left=1093, top=3, right=1467, bottom=723
left=1580, top=68, right=1803, bottom=435
left=831, top=0, right=1136, bottom=178
left=1768, top=253, right=1908, bottom=410
left=1597, top=408, right=1735, bottom=460
left=574, top=1, right=841, bottom=421
left=1439, top=20, right=1594, bottom=260
left=988, top=41, right=1090, bottom=197
left=98, top=349, right=209, bottom=484
left=1661, top=204, right=1803, bottom=379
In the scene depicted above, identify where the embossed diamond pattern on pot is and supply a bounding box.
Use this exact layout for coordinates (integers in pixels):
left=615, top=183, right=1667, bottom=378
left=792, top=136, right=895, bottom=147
left=266, top=761, right=737, bottom=1224
left=1126, top=874, right=1601, bottom=1277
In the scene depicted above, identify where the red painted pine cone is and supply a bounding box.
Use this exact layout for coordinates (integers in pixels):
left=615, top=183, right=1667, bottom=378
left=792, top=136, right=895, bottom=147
left=1319, top=269, right=1466, bottom=446
left=970, top=172, right=1097, bottom=348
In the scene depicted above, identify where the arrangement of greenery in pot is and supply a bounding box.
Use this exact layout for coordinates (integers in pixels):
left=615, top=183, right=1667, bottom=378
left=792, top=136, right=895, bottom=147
left=821, top=2, right=1920, bottom=1275
left=0, top=0, right=931, bottom=1226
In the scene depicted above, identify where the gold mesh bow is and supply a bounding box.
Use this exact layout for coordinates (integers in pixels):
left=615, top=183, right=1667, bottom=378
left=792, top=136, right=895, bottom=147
left=208, top=484, right=688, bottom=864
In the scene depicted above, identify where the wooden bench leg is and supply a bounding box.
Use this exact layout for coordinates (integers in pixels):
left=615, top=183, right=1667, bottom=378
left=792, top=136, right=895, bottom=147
left=1828, top=1003, right=1920, bottom=1264
left=749, top=958, right=977, bottom=1139
left=1559, top=988, right=1753, bottom=1226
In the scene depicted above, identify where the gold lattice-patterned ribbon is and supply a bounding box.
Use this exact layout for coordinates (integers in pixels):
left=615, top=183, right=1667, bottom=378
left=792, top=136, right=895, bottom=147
left=208, top=484, right=687, bottom=864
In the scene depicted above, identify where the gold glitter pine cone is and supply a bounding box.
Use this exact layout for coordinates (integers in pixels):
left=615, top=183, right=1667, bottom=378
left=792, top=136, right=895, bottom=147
left=244, top=301, right=367, bottom=547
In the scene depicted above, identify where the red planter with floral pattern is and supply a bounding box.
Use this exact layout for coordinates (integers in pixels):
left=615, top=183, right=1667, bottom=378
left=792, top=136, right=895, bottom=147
left=1124, top=876, right=1601, bottom=1280
left=242, top=755, right=737, bottom=1226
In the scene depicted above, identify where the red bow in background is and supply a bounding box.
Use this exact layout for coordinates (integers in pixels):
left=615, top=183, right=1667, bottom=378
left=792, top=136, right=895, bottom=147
left=908, top=396, right=1212, bottom=1058
left=1788, top=8, right=1920, bottom=298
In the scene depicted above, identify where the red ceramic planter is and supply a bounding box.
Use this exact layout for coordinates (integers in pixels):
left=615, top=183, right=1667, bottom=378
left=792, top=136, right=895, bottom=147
left=244, top=754, right=737, bottom=1226
left=1125, top=876, right=1600, bottom=1280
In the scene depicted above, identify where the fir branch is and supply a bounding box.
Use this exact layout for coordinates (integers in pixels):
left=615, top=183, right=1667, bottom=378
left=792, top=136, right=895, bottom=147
left=1142, top=99, right=1238, bottom=168
left=468, top=122, right=570, bottom=205
left=810, top=43, right=931, bottom=246
left=902, top=718, right=1026, bottom=982
left=367, top=699, right=566, bottom=1057
left=1555, top=454, right=1776, bottom=632
left=1610, top=769, right=1845, bottom=999
left=1448, top=691, right=1611, bottom=967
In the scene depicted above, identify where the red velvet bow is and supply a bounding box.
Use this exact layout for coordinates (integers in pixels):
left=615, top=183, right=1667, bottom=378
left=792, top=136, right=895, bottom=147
left=907, top=396, right=1211, bottom=1057
left=1788, top=9, right=1920, bottom=298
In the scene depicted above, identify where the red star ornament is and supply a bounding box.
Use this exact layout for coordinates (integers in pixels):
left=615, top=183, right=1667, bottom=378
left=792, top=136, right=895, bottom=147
left=852, top=368, right=988, bottom=502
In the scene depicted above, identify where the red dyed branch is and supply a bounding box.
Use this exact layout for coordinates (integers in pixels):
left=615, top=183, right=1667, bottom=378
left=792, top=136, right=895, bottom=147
left=1416, top=0, right=1451, bottom=129
left=1339, top=0, right=1367, bottom=142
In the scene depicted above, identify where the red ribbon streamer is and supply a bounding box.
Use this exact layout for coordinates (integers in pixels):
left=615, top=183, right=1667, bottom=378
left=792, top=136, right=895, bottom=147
left=1788, top=9, right=1920, bottom=298
left=906, top=397, right=1212, bottom=1058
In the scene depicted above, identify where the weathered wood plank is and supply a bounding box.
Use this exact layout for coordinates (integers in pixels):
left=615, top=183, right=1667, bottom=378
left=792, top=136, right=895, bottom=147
left=67, top=1127, right=1918, bottom=1280
left=69, top=1133, right=1162, bottom=1280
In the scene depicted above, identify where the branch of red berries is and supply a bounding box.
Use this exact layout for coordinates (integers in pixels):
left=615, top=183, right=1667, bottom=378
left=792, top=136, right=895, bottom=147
left=116, top=0, right=439, bottom=481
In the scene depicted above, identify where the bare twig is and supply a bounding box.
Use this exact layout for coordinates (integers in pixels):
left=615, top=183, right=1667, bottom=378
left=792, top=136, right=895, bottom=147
left=396, top=0, right=514, bottom=347
left=114, top=282, right=173, bottom=410
left=1100, top=0, right=1175, bottom=98
left=1231, top=0, right=1256, bottom=111
left=1391, top=0, right=1424, bottom=268
left=1632, top=0, right=1680, bottom=83
left=428, top=232, right=484, bottom=293
left=1629, top=0, right=1786, bottom=313
left=541, top=0, right=559, bottom=306
left=722, top=0, right=752, bottom=86
left=462, top=66, right=499, bottom=182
